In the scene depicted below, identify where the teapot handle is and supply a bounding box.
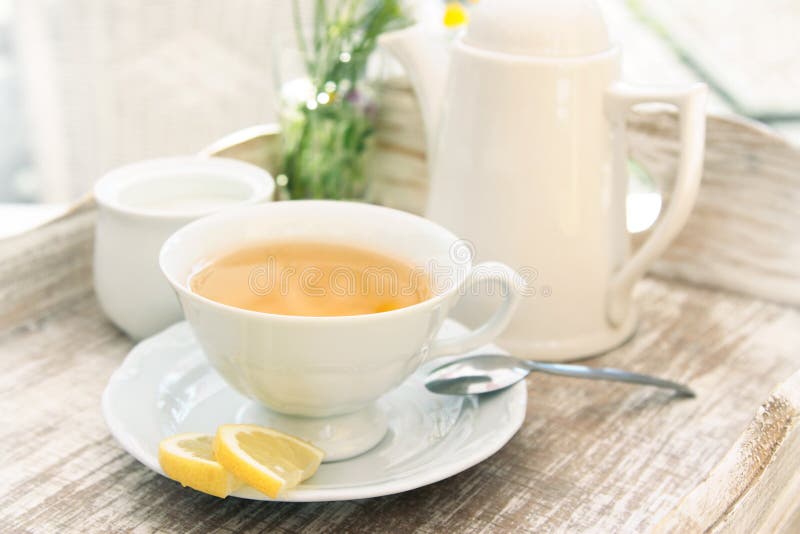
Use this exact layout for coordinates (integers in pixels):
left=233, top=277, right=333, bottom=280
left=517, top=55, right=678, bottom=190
left=604, top=82, right=708, bottom=326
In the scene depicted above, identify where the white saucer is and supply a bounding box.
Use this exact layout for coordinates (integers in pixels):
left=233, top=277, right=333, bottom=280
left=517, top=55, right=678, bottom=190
left=102, top=320, right=527, bottom=502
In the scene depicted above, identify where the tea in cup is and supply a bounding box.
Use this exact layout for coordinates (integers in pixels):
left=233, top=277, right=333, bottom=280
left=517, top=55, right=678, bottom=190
left=189, top=240, right=433, bottom=316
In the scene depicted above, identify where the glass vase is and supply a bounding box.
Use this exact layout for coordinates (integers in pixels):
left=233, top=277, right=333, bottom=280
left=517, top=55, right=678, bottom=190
left=273, top=34, right=380, bottom=201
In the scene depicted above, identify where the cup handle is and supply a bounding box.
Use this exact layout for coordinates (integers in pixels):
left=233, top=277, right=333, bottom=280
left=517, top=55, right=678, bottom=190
left=604, top=82, right=707, bottom=326
left=427, top=261, right=524, bottom=360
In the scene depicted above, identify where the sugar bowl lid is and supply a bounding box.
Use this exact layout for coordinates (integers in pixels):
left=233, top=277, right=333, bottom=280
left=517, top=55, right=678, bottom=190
left=462, top=0, right=611, bottom=57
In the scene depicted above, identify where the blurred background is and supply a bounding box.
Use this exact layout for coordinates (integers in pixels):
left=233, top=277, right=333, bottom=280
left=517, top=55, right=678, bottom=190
left=1, top=0, right=799, bottom=235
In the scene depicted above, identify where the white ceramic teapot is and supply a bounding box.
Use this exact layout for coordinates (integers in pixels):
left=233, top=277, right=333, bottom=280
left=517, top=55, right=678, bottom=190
left=381, top=0, right=707, bottom=360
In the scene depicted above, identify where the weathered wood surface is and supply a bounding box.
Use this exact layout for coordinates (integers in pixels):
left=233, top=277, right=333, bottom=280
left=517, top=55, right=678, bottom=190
left=2, top=114, right=800, bottom=532
left=1, top=208, right=800, bottom=533
left=656, top=369, right=800, bottom=533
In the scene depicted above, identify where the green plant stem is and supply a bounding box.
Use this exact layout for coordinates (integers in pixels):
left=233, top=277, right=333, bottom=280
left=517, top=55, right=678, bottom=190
left=280, top=0, right=408, bottom=200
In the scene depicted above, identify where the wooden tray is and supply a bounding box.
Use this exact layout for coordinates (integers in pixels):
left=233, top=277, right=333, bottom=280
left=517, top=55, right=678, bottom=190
left=1, top=108, right=799, bottom=532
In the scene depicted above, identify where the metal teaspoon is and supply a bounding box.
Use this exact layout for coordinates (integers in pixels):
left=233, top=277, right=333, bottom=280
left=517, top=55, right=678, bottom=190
left=425, top=354, right=695, bottom=397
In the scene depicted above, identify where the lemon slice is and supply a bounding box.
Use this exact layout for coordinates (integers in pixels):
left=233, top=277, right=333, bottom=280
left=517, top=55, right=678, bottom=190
left=213, top=424, right=325, bottom=498
left=158, top=433, right=241, bottom=498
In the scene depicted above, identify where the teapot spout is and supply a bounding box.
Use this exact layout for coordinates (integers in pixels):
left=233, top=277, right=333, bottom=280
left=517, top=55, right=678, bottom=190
left=380, top=25, right=450, bottom=158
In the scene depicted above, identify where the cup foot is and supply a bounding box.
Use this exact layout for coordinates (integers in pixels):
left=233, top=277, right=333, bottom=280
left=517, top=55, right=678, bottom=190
left=236, top=402, right=388, bottom=462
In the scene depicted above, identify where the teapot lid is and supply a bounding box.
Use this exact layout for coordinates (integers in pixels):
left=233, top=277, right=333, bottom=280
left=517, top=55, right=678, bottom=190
left=462, top=0, right=610, bottom=57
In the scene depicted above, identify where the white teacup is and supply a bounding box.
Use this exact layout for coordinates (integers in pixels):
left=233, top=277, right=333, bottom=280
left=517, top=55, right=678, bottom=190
left=94, top=157, right=275, bottom=340
left=159, top=200, right=524, bottom=460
